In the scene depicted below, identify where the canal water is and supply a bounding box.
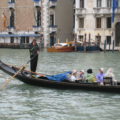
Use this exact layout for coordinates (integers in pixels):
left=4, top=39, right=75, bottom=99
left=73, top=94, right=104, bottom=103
left=0, top=49, right=120, bottom=120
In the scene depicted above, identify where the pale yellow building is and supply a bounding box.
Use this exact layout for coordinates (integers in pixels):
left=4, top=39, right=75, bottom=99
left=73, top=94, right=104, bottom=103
left=74, top=0, right=120, bottom=50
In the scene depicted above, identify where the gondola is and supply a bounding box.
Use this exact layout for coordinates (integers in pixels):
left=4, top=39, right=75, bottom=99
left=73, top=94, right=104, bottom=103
left=0, top=60, right=120, bottom=93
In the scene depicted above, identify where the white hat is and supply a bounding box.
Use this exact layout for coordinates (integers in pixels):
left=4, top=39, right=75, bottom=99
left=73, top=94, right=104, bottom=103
left=72, top=69, right=77, bottom=74
left=80, top=70, right=85, bottom=73
left=99, top=68, right=104, bottom=72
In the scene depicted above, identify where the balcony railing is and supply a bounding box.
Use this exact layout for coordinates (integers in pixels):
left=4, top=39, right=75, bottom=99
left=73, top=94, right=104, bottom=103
left=8, top=1, right=15, bottom=9
left=49, top=25, right=57, bottom=33
left=34, top=0, right=41, bottom=8
left=7, top=26, right=15, bottom=33
left=93, top=7, right=113, bottom=15
left=75, top=8, right=86, bottom=15
left=33, top=25, right=41, bottom=32
left=49, top=0, right=57, bottom=8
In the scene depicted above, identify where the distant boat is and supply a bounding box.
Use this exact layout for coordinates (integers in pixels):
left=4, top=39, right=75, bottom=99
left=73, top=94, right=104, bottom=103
left=47, top=43, right=75, bottom=52
left=47, top=41, right=102, bottom=52
left=76, top=41, right=102, bottom=52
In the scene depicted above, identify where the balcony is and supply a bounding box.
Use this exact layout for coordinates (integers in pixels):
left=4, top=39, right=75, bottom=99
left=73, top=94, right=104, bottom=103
left=93, top=7, right=112, bottom=15
left=33, top=26, right=42, bottom=32
left=8, top=1, right=15, bottom=9
left=75, top=8, right=86, bottom=16
left=49, top=25, right=57, bottom=33
left=7, top=26, right=15, bottom=33
left=34, top=0, right=41, bottom=8
left=49, top=0, right=57, bottom=8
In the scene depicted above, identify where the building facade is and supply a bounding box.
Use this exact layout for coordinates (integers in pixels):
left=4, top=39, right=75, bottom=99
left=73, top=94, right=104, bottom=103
left=74, top=0, right=120, bottom=50
left=0, top=0, right=74, bottom=48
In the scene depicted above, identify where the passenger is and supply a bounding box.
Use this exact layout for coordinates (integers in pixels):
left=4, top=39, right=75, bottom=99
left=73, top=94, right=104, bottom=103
left=105, top=68, right=117, bottom=85
left=86, top=69, right=96, bottom=83
left=76, top=70, right=85, bottom=82
left=67, top=69, right=77, bottom=82
left=96, top=68, right=105, bottom=85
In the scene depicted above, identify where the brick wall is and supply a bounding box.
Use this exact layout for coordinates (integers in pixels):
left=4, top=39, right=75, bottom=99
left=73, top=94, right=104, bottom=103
left=0, top=0, right=35, bottom=32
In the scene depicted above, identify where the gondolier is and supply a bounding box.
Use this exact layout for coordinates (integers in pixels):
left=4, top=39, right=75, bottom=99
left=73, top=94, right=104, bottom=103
left=29, top=39, right=40, bottom=72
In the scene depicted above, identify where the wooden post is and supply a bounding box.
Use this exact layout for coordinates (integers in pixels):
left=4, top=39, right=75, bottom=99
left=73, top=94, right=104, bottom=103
left=104, top=40, right=107, bottom=52
left=84, top=33, right=86, bottom=52
left=89, top=33, right=91, bottom=46
left=112, top=40, right=115, bottom=52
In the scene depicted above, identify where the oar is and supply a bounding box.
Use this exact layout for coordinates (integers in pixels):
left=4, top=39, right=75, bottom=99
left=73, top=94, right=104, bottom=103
left=0, top=54, right=37, bottom=90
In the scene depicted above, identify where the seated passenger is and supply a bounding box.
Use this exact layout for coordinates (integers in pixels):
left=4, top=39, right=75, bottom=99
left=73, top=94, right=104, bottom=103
left=86, top=69, right=96, bottom=83
left=105, top=68, right=117, bottom=85
left=67, top=69, right=77, bottom=82
left=96, top=68, right=105, bottom=85
left=76, top=70, right=85, bottom=82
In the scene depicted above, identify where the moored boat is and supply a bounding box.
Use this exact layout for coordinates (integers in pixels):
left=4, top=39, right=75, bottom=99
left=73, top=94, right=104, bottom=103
left=47, top=43, right=75, bottom=52
left=0, top=60, right=120, bottom=93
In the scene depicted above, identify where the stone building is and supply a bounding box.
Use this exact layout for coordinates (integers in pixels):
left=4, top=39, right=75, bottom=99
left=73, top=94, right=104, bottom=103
left=74, top=0, right=120, bottom=50
left=0, top=0, right=74, bottom=48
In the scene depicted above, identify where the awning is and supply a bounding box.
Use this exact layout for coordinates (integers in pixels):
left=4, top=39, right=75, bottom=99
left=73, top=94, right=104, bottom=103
left=0, top=34, right=41, bottom=37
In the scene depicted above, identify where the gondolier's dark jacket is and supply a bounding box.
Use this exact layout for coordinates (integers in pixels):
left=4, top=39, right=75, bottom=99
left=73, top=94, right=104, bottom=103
left=29, top=43, right=40, bottom=57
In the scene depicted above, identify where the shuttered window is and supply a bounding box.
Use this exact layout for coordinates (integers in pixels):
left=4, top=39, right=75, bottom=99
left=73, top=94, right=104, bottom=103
left=96, top=17, right=101, bottom=28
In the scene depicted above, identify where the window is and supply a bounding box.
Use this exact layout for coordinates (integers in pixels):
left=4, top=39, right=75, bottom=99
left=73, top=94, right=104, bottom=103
left=20, top=37, right=25, bottom=43
left=80, top=0, right=84, bottom=8
left=106, top=17, right=111, bottom=28
left=106, top=36, right=111, bottom=44
left=26, top=37, right=29, bottom=43
left=97, top=0, right=102, bottom=8
left=107, top=0, right=112, bottom=8
left=50, top=14, right=54, bottom=26
left=50, top=33, right=55, bottom=46
left=79, top=35, right=84, bottom=42
left=96, top=35, right=101, bottom=46
left=96, top=17, right=101, bottom=28
left=10, top=0, right=15, bottom=3
left=36, top=8, right=41, bottom=27
left=79, top=18, right=84, bottom=28
left=20, top=37, right=30, bottom=43
left=10, top=10, right=15, bottom=27
left=10, top=37, right=14, bottom=43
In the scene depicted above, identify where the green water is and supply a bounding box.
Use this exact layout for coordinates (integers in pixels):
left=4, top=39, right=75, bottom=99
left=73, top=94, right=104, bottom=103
left=0, top=49, right=120, bottom=120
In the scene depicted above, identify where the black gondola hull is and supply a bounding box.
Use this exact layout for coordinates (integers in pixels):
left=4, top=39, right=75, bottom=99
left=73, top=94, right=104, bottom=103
left=0, top=60, right=120, bottom=93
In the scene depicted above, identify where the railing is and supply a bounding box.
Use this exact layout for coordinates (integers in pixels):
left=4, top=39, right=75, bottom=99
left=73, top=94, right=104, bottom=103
left=8, top=1, right=15, bottom=9
left=49, top=0, right=57, bottom=8
left=93, top=7, right=113, bottom=15
left=75, top=8, right=86, bottom=15
left=33, top=26, right=42, bottom=32
left=49, top=25, right=57, bottom=33
left=0, top=43, right=30, bottom=49
left=34, top=0, right=41, bottom=7
left=0, top=43, right=20, bottom=49
left=7, top=26, right=15, bottom=33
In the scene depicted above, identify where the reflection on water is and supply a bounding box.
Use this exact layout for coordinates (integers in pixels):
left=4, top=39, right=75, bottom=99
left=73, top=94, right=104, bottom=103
left=0, top=49, right=120, bottom=120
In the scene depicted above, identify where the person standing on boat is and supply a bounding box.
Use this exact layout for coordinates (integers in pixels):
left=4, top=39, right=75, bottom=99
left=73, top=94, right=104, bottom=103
left=96, top=68, right=105, bottom=85
left=29, top=39, right=40, bottom=72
